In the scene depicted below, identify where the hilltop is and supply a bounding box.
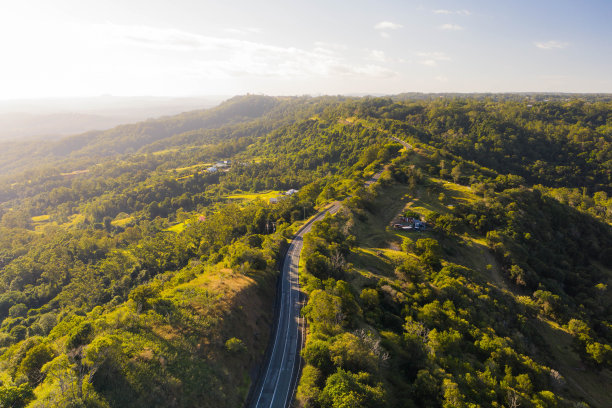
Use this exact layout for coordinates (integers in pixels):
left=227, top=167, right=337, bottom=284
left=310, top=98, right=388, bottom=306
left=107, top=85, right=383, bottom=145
left=0, top=94, right=610, bottom=407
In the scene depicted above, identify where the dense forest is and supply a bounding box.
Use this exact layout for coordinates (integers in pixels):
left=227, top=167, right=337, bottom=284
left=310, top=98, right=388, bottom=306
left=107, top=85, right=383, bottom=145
left=0, top=94, right=610, bottom=407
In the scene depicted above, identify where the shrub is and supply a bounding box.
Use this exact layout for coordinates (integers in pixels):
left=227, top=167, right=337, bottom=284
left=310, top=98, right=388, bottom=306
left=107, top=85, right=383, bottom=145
left=225, top=337, right=247, bottom=354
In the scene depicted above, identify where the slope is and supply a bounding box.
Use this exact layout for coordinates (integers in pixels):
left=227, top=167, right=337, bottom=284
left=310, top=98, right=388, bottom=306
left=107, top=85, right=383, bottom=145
left=296, top=141, right=612, bottom=408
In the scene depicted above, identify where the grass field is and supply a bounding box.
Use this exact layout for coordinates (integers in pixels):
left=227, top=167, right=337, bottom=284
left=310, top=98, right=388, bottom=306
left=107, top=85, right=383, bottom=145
left=163, top=190, right=283, bottom=233
left=535, top=318, right=612, bottom=407
left=111, top=216, right=135, bottom=228
left=31, top=214, right=51, bottom=222
left=166, top=222, right=187, bottom=233
left=226, top=190, right=283, bottom=202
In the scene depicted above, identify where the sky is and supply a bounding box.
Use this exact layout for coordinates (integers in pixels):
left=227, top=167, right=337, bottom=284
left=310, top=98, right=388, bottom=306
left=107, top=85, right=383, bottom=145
left=1, top=0, right=611, bottom=99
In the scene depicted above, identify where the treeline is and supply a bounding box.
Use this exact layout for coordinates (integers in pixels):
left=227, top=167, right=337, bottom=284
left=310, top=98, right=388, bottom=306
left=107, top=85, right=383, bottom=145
left=297, top=154, right=611, bottom=407
left=0, top=93, right=610, bottom=406
left=353, top=97, right=611, bottom=193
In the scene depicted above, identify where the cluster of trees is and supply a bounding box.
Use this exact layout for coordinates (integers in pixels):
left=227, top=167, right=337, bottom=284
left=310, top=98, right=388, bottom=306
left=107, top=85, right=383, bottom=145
left=0, top=93, right=610, bottom=406
left=385, top=98, right=610, bottom=193
left=450, top=188, right=612, bottom=369
left=298, top=172, right=608, bottom=407
left=0, top=95, right=403, bottom=406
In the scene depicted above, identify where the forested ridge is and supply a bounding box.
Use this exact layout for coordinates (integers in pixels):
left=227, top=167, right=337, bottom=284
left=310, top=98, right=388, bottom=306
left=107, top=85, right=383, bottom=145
left=0, top=94, right=610, bottom=407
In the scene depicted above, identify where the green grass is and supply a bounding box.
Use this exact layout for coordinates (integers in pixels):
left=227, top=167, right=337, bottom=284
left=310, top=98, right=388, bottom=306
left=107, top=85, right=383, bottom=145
left=170, top=162, right=213, bottom=173
left=351, top=176, right=612, bottom=406
left=166, top=222, right=187, bottom=233
left=111, top=216, right=135, bottom=228
left=152, top=147, right=181, bottom=156
left=31, top=214, right=50, bottom=222
left=62, top=214, right=85, bottom=228
left=349, top=247, right=413, bottom=282
left=226, top=190, right=283, bottom=202
left=535, top=318, right=612, bottom=408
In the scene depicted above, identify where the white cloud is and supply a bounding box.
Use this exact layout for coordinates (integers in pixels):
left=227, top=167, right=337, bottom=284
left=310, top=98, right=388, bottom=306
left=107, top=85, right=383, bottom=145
left=439, top=24, right=464, bottom=31
left=417, top=52, right=451, bottom=61
left=379, top=32, right=390, bottom=39
left=534, top=40, right=569, bottom=50
left=419, top=60, right=438, bottom=67
left=434, top=9, right=471, bottom=16
left=374, top=21, right=403, bottom=30
left=224, top=27, right=261, bottom=35
left=97, top=23, right=397, bottom=79
left=435, top=75, right=449, bottom=82
left=368, top=49, right=386, bottom=62
left=314, top=41, right=348, bottom=51
left=417, top=52, right=451, bottom=67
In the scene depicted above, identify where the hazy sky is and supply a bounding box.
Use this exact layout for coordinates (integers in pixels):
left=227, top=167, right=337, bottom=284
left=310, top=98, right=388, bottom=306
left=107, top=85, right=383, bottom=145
left=1, top=0, right=611, bottom=98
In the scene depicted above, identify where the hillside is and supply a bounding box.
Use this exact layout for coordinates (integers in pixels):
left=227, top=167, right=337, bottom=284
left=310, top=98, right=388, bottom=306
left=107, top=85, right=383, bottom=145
left=297, top=146, right=612, bottom=407
left=0, top=94, right=610, bottom=407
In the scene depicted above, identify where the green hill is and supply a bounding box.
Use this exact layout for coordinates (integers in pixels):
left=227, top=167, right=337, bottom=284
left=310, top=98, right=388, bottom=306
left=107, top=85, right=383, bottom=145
left=0, top=94, right=610, bottom=407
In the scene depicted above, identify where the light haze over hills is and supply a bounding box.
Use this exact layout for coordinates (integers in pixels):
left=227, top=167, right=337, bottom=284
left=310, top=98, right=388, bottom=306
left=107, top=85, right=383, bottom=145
left=0, top=96, right=225, bottom=141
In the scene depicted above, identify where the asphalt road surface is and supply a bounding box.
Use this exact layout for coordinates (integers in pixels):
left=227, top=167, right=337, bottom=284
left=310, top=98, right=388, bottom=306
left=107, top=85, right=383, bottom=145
left=250, top=202, right=341, bottom=408
left=250, top=135, right=409, bottom=407
left=390, top=135, right=412, bottom=150
left=364, top=167, right=386, bottom=187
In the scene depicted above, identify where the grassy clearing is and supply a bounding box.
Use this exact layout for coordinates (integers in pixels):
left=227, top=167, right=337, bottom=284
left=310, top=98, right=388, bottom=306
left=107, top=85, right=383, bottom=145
left=430, top=177, right=478, bottom=203
left=350, top=247, right=396, bottom=279
left=170, top=163, right=213, bottom=173
left=152, top=147, right=181, bottom=156
left=63, top=214, right=85, bottom=228
left=400, top=177, right=477, bottom=220
left=31, top=214, right=51, bottom=222
left=112, top=216, right=135, bottom=228
left=353, top=177, right=612, bottom=406
left=535, top=318, right=612, bottom=408
left=166, top=222, right=187, bottom=233
left=354, top=184, right=415, bottom=248
left=226, top=190, right=283, bottom=202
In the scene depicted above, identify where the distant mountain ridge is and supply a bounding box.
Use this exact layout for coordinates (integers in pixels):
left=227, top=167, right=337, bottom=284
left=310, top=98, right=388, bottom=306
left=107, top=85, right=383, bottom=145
left=0, top=96, right=228, bottom=141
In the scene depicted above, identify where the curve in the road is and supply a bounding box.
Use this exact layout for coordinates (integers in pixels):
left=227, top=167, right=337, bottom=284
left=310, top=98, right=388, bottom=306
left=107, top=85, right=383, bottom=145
left=249, top=203, right=340, bottom=408
left=249, top=136, right=409, bottom=407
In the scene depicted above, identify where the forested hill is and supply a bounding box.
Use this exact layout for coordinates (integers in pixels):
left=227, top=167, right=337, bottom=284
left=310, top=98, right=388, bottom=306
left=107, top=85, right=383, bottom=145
left=0, top=94, right=610, bottom=407
left=0, top=94, right=326, bottom=176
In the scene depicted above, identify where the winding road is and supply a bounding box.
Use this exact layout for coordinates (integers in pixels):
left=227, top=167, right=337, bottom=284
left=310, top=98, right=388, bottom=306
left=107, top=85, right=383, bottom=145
left=390, top=135, right=412, bottom=150
left=250, top=202, right=341, bottom=408
left=249, top=135, right=411, bottom=408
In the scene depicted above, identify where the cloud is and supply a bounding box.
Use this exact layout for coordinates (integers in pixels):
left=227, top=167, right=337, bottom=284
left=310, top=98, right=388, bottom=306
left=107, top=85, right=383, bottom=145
left=435, top=75, right=449, bottom=82
left=417, top=51, right=451, bottom=67
left=368, top=50, right=386, bottom=62
left=374, top=21, right=402, bottom=38
left=438, top=24, right=464, bottom=31
left=374, top=21, right=403, bottom=30
left=417, top=52, right=451, bottom=61
left=534, top=40, right=569, bottom=50
left=97, top=23, right=397, bottom=79
left=314, top=41, right=348, bottom=51
left=434, top=9, right=471, bottom=16
left=419, top=60, right=438, bottom=67
left=224, top=27, right=261, bottom=35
